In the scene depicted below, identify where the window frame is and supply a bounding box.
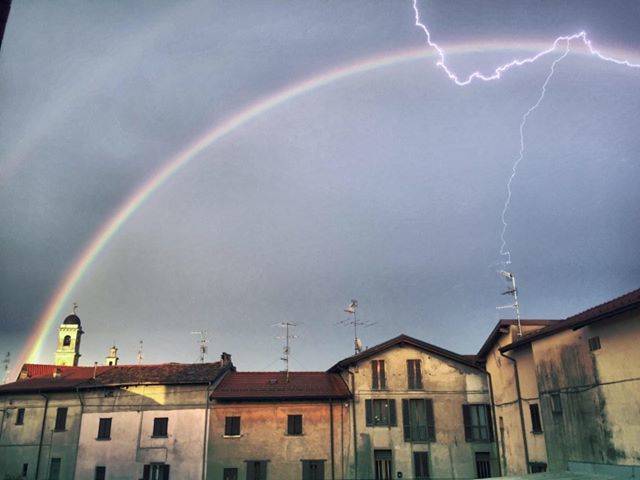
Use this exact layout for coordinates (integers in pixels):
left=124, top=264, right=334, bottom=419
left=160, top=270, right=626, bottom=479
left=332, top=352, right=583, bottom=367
left=224, top=416, right=241, bottom=437
left=402, top=398, right=436, bottom=443
left=365, top=399, right=397, bottom=427
left=413, top=451, right=430, bottom=479
left=97, top=417, right=112, bottom=440
left=223, top=467, right=239, bottom=480
left=407, top=359, right=423, bottom=390
left=462, top=404, right=493, bottom=442
left=550, top=393, right=562, bottom=414
left=529, top=403, right=543, bottom=434
left=54, top=407, right=68, bottom=431
left=152, top=417, right=169, bottom=438
left=287, top=414, right=303, bottom=436
left=588, top=336, right=601, bottom=351
left=371, top=360, right=386, bottom=390
left=15, top=407, right=25, bottom=425
left=95, top=465, right=106, bottom=480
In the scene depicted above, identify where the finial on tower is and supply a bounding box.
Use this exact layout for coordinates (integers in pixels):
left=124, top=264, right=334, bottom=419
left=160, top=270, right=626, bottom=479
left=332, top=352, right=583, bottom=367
left=72, top=302, right=78, bottom=315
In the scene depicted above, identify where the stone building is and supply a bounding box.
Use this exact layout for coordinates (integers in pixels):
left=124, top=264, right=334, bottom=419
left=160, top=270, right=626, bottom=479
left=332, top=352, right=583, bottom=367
left=328, top=334, right=499, bottom=480
left=208, top=371, right=351, bottom=480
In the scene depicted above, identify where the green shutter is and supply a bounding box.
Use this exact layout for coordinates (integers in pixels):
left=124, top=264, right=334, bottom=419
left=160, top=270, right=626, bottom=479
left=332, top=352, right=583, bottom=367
left=462, top=404, right=472, bottom=442
left=402, top=399, right=410, bottom=441
left=415, top=361, right=423, bottom=389
left=365, top=399, right=373, bottom=426
left=143, top=465, right=150, bottom=480
left=379, top=360, right=386, bottom=388
left=426, top=399, right=436, bottom=442
left=371, top=361, right=378, bottom=389
left=485, top=405, right=494, bottom=441
left=389, top=399, right=397, bottom=426
left=161, top=465, right=170, bottom=480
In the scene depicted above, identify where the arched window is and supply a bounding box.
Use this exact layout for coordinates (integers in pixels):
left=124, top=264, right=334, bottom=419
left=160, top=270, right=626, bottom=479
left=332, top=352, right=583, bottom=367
left=63, top=335, right=72, bottom=347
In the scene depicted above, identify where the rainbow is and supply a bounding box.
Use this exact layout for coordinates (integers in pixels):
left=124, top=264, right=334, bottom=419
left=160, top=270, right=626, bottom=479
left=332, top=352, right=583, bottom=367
left=19, top=40, right=640, bottom=369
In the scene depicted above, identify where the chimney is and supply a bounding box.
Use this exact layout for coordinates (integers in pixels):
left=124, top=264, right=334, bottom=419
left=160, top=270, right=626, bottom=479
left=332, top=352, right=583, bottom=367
left=220, top=352, right=232, bottom=367
left=53, top=367, right=62, bottom=378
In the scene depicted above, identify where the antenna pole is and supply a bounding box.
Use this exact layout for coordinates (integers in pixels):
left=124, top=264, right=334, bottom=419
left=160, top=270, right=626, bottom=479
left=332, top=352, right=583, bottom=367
left=137, top=340, right=144, bottom=365
left=498, top=271, right=522, bottom=337
left=276, top=322, right=297, bottom=382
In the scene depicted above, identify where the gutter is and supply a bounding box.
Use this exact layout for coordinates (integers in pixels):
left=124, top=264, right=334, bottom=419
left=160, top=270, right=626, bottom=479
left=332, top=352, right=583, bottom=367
left=499, top=350, right=530, bottom=473
left=349, top=369, right=358, bottom=480
left=329, top=399, right=335, bottom=480
left=485, top=369, right=502, bottom=477
left=34, top=392, right=49, bottom=480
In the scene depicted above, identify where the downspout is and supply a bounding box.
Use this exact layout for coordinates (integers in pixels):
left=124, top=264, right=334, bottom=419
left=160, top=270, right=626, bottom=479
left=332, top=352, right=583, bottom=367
left=500, top=350, right=530, bottom=473
left=485, top=369, right=502, bottom=477
left=35, top=392, right=49, bottom=480
left=72, top=388, right=85, bottom=480
left=202, top=381, right=214, bottom=480
left=329, top=399, right=335, bottom=480
left=349, top=370, right=358, bottom=480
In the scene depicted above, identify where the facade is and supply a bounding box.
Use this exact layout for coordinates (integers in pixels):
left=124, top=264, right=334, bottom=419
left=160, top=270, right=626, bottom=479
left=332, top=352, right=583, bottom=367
left=208, top=371, right=351, bottom=480
left=329, top=335, right=499, bottom=480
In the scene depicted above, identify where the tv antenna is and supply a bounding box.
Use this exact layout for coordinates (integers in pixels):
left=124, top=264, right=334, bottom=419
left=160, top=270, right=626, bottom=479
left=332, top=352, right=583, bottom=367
left=2, top=352, right=10, bottom=384
left=191, top=330, right=209, bottom=363
left=136, top=340, right=144, bottom=365
left=274, top=322, right=297, bottom=381
left=338, top=299, right=375, bottom=354
left=497, top=270, right=522, bottom=337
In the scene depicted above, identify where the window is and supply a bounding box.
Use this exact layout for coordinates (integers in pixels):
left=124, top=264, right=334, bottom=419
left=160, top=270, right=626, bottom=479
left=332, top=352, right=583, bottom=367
left=402, top=399, right=435, bottom=442
left=15, top=408, right=25, bottom=425
left=54, top=407, right=67, bottom=431
left=225, top=416, right=241, bottom=436
left=63, top=335, right=72, bottom=347
left=287, top=415, right=303, bottom=435
left=22, top=464, right=28, bottom=476
left=530, top=462, right=547, bottom=473
left=143, top=463, right=170, bottom=480
left=49, top=458, right=61, bottom=480
left=475, top=452, right=492, bottom=479
left=374, top=450, right=393, bottom=480
left=371, top=360, right=386, bottom=390
left=462, top=404, right=493, bottom=442
left=95, top=466, right=106, bottom=480
left=365, top=399, right=397, bottom=427
left=550, top=393, right=562, bottom=414
left=529, top=403, right=543, bottom=433
left=245, top=460, right=268, bottom=480
left=407, top=359, right=423, bottom=389
left=97, top=418, right=112, bottom=440
left=413, top=452, right=429, bottom=479
left=152, top=417, right=168, bottom=437
left=588, top=336, right=601, bottom=351
left=302, top=460, right=325, bottom=480
left=223, top=468, right=239, bottom=480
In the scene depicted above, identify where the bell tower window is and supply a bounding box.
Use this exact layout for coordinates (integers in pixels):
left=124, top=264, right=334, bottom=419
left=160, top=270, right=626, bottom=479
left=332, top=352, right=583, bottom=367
left=63, top=335, right=72, bottom=347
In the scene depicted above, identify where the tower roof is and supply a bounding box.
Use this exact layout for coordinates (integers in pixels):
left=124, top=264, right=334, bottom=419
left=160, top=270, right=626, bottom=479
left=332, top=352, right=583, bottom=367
left=62, top=314, right=81, bottom=325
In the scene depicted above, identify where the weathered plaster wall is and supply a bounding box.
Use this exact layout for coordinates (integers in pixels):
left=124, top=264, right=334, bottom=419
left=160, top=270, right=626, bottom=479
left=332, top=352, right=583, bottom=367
left=0, top=393, right=82, bottom=480
left=75, top=384, right=208, bottom=480
left=344, top=344, right=497, bottom=479
left=207, top=401, right=347, bottom=480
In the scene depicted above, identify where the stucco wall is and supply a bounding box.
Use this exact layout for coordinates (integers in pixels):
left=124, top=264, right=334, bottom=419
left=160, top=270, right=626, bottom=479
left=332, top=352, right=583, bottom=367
left=343, top=344, right=498, bottom=479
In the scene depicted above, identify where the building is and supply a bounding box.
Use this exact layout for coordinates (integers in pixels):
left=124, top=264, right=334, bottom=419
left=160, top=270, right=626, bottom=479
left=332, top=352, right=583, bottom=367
left=208, top=371, right=351, bottom=480
left=328, top=334, right=499, bottom=480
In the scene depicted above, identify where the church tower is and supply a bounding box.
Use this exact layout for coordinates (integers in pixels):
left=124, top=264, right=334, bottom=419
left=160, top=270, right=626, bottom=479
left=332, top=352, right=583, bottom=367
left=105, top=345, right=119, bottom=366
left=54, top=303, right=84, bottom=366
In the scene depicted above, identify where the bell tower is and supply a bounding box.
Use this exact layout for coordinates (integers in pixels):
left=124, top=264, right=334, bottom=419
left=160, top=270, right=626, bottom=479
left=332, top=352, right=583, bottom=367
left=54, top=303, right=84, bottom=366
left=105, top=345, right=119, bottom=366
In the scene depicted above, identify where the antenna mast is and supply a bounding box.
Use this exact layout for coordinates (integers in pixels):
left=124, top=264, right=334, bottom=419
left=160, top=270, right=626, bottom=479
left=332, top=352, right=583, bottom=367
left=275, top=322, right=297, bottom=381
left=497, top=271, right=522, bottom=337
left=136, top=340, right=144, bottom=365
left=191, top=331, right=209, bottom=363
left=340, top=299, right=375, bottom=355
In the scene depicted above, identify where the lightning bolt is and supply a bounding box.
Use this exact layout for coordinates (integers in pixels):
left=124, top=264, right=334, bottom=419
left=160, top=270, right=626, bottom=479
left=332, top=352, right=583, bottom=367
left=412, top=0, right=640, bottom=266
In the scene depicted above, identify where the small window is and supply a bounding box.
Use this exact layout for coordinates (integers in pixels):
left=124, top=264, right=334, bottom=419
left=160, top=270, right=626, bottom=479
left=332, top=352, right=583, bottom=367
left=152, top=417, right=168, bottom=437
left=143, top=464, right=170, bottom=480
left=54, top=407, right=68, bottom=431
left=365, top=399, right=397, bottom=427
left=95, top=466, right=106, bottom=480
left=15, top=408, right=25, bottom=425
left=402, top=398, right=436, bottom=442
left=371, top=360, right=386, bottom=390
left=530, top=462, right=548, bottom=473
left=287, top=415, right=303, bottom=435
left=22, top=464, right=28, bottom=476
left=475, top=452, right=492, bottom=479
left=63, top=335, right=72, bottom=347
left=302, top=460, right=325, bottom=480
left=413, top=452, right=429, bottom=479
left=462, top=404, right=493, bottom=442
left=550, top=393, right=562, bottom=414
left=49, top=458, right=61, bottom=480
left=223, top=467, right=239, bottom=480
left=245, top=460, right=268, bottom=480
left=407, top=359, right=423, bottom=389
left=97, top=418, right=112, bottom=440
left=225, top=416, right=241, bottom=436
left=529, top=404, right=543, bottom=433
left=588, top=336, right=601, bottom=351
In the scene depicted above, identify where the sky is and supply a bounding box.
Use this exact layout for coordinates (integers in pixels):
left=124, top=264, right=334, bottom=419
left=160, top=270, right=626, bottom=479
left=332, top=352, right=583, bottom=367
left=0, top=1, right=639, bottom=373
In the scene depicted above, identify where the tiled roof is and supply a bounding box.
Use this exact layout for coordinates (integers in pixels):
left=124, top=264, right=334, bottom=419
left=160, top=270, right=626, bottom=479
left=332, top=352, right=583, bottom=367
left=0, top=361, right=230, bottom=394
left=500, top=288, right=640, bottom=353
left=476, top=319, right=561, bottom=358
left=211, top=371, right=351, bottom=401
left=327, top=334, right=481, bottom=372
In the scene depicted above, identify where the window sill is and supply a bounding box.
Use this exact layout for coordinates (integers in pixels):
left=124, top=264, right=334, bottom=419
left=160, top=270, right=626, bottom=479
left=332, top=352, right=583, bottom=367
left=531, top=430, right=543, bottom=435
left=95, top=437, right=111, bottom=441
left=151, top=435, right=168, bottom=439
left=223, top=434, right=242, bottom=438
left=285, top=433, right=304, bottom=437
left=53, top=429, right=66, bottom=432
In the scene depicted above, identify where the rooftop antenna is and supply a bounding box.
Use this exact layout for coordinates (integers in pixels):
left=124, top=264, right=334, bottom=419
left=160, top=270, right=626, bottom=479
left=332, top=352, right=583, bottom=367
left=497, top=270, right=522, bottom=337
left=274, top=322, right=297, bottom=381
left=338, top=299, right=375, bottom=355
left=191, top=330, right=209, bottom=363
left=136, top=340, right=144, bottom=365
left=3, top=352, right=10, bottom=384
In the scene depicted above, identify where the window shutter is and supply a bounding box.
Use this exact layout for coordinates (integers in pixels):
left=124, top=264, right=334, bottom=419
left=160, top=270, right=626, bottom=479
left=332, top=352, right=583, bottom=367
left=462, top=405, right=472, bottom=442
left=415, top=361, right=423, bottom=389
left=379, top=360, right=386, bottom=389
left=402, top=399, right=410, bottom=441
left=388, top=399, right=397, bottom=426
left=425, top=399, right=436, bottom=441
left=246, top=462, right=255, bottom=480
left=407, top=360, right=414, bottom=389
left=485, top=405, right=494, bottom=441
left=371, top=361, right=378, bottom=390
left=365, top=400, right=373, bottom=426
left=143, top=465, right=150, bottom=480
left=288, top=415, right=294, bottom=433
left=161, top=465, right=170, bottom=480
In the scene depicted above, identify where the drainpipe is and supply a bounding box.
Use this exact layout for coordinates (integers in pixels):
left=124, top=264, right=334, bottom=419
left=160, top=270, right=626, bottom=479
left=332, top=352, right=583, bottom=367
left=0, top=406, right=6, bottom=440
left=500, top=350, right=530, bottom=473
left=349, top=370, right=358, bottom=480
left=73, top=389, right=85, bottom=480
left=202, top=381, right=214, bottom=480
left=329, top=399, right=335, bottom=480
left=35, top=393, right=49, bottom=480
left=485, top=369, right=503, bottom=477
